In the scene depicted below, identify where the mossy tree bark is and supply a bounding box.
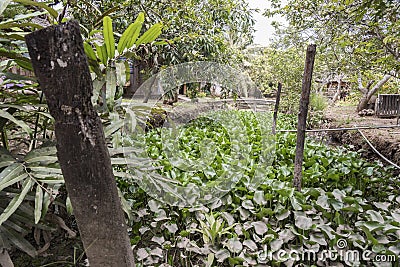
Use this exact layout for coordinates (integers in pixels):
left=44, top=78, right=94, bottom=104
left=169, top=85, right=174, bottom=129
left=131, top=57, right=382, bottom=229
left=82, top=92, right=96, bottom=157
left=26, top=21, right=135, bottom=266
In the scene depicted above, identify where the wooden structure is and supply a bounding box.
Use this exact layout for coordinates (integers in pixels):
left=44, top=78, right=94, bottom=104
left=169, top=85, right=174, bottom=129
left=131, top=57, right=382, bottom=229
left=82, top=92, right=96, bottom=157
left=375, top=94, right=400, bottom=120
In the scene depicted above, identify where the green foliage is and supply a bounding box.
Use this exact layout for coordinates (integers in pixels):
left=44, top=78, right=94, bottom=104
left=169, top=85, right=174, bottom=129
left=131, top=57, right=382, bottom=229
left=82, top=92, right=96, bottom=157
left=85, top=14, right=163, bottom=112
left=245, top=47, right=307, bottom=113
left=266, top=0, right=399, bottom=102
left=118, top=110, right=399, bottom=266
left=70, top=0, right=255, bottom=67
left=310, top=93, right=328, bottom=112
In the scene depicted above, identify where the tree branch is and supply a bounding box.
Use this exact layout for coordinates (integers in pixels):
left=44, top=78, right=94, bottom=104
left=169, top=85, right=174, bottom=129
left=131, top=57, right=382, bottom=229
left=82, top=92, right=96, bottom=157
left=367, top=74, right=391, bottom=99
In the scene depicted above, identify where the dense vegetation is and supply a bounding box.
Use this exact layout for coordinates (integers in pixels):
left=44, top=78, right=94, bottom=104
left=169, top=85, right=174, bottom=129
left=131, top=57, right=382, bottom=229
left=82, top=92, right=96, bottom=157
left=0, top=0, right=399, bottom=266
left=120, top=111, right=399, bottom=266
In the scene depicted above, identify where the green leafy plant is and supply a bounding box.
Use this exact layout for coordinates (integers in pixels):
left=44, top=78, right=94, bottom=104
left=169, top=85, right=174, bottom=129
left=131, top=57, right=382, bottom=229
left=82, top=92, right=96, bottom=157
left=123, top=110, right=399, bottom=266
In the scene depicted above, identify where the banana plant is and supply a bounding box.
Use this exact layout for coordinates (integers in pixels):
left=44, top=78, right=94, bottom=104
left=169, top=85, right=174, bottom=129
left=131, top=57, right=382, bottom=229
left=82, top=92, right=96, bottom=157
left=84, top=13, right=163, bottom=112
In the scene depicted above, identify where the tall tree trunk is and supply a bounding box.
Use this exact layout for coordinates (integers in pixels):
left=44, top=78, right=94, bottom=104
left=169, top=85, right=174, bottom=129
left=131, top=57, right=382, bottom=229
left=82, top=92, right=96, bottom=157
left=357, top=74, right=391, bottom=111
left=26, top=21, right=135, bottom=266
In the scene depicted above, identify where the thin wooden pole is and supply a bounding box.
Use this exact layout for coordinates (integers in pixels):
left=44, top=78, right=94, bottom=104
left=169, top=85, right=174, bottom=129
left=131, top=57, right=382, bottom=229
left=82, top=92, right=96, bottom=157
left=26, top=21, right=135, bottom=266
left=272, top=82, right=282, bottom=135
left=276, top=124, right=400, bottom=132
left=293, top=44, right=316, bottom=191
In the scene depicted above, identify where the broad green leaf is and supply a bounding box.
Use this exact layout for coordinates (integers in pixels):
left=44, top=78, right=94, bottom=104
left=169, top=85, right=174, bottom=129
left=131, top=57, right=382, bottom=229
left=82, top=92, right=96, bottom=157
left=103, top=16, right=115, bottom=59
left=29, top=166, right=62, bottom=174
left=310, top=233, right=327, bottom=246
left=252, top=221, right=268, bottom=235
left=295, top=215, right=313, bottom=230
left=124, top=108, right=137, bottom=134
left=366, top=210, right=385, bottom=223
left=15, top=59, right=33, bottom=71
left=0, top=178, right=33, bottom=226
left=215, top=248, right=230, bottom=262
left=226, top=237, right=242, bottom=253
left=0, top=71, right=36, bottom=82
left=253, top=190, right=266, bottom=205
left=0, top=109, right=32, bottom=135
left=34, top=186, right=43, bottom=224
left=316, top=194, right=330, bottom=210
left=14, top=0, right=58, bottom=18
left=270, top=239, right=283, bottom=252
left=275, top=209, right=290, bottom=221
left=206, top=253, right=214, bottom=267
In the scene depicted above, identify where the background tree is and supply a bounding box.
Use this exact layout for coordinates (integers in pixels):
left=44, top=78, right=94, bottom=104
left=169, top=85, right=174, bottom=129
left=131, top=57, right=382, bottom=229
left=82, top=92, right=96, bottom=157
left=266, top=0, right=399, bottom=110
left=69, top=0, right=255, bottom=96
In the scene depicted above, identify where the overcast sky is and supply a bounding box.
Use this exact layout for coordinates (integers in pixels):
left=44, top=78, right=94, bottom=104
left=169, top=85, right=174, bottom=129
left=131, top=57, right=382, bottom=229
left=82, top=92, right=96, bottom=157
left=246, top=0, right=285, bottom=46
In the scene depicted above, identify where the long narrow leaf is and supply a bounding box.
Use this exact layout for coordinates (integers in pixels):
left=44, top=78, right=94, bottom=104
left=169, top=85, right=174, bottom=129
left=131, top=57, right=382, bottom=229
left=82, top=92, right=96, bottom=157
left=105, top=68, right=117, bottom=108
left=0, top=22, right=43, bottom=30
left=126, top=12, right=145, bottom=48
left=66, top=196, right=73, bottom=215
left=34, top=186, right=43, bottom=224
left=135, top=23, right=162, bottom=46
left=0, top=48, right=30, bottom=63
left=0, top=0, right=11, bottom=16
left=0, top=110, right=32, bottom=135
left=0, top=149, right=15, bottom=169
left=0, top=163, right=23, bottom=184
left=24, top=146, right=57, bottom=162
left=104, top=119, right=124, bottom=138
left=0, top=225, right=37, bottom=257
left=13, top=0, right=58, bottom=18
left=117, top=188, right=132, bottom=221
left=3, top=10, right=46, bottom=23
left=0, top=173, right=28, bottom=192
left=103, top=16, right=115, bottom=59
left=94, top=6, right=121, bottom=26
left=0, top=178, right=33, bottom=226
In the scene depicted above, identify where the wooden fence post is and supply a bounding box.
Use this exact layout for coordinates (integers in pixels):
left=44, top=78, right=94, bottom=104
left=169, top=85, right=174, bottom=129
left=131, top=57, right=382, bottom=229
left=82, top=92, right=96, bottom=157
left=293, top=44, right=316, bottom=191
left=26, top=21, right=135, bottom=266
left=272, top=82, right=282, bottom=135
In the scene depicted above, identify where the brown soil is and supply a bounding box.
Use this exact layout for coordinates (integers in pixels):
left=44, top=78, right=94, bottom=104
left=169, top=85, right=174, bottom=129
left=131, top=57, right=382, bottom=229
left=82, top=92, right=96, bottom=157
left=323, top=105, right=400, bottom=167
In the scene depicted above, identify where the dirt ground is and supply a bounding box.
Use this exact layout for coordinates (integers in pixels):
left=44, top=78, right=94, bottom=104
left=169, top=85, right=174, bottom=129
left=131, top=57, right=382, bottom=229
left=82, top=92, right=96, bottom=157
left=323, top=104, right=400, bottom=167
